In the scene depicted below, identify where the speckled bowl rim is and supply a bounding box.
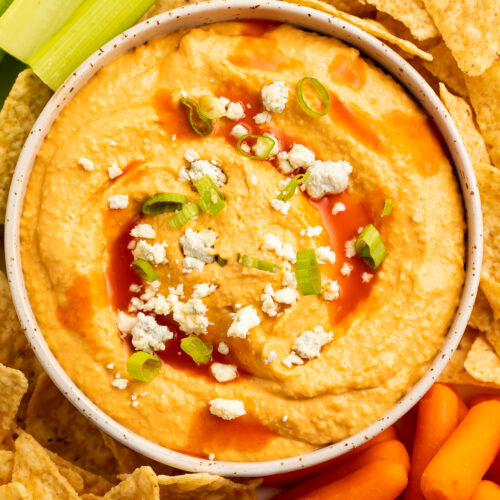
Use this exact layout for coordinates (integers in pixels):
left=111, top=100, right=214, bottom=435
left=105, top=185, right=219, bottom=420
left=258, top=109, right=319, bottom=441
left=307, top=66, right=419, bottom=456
left=5, top=0, right=482, bottom=477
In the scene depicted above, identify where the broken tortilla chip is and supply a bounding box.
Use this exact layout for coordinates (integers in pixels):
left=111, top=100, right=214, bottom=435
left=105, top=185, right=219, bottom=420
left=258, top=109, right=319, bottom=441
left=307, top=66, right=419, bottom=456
left=281, top=0, right=432, bottom=60
left=12, top=432, right=79, bottom=499
left=421, top=0, right=500, bottom=76
left=157, top=473, right=261, bottom=500
left=93, top=466, right=159, bottom=500
left=469, top=289, right=495, bottom=334
left=425, top=43, right=468, bottom=99
left=0, top=482, right=29, bottom=500
left=0, top=365, right=28, bottom=443
left=464, top=335, right=500, bottom=387
left=0, top=450, right=14, bottom=485
left=358, top=0, right=438, bottom=40
left=25, top=373, right=118, bottom=478
left=466, top=61, right=500, bottom=169
left=0, top=70, right=52, bottom=223
left=439, top=83, right=490, bottom=165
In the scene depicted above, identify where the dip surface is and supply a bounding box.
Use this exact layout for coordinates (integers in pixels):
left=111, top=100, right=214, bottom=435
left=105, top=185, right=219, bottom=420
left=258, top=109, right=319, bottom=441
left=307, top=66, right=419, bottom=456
left=20, top=21, right=465, bottom=461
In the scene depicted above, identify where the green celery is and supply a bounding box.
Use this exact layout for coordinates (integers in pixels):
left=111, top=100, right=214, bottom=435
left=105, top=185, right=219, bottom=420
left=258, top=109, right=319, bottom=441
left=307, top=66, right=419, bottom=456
left=0, top=0, right=84, bottom=63
left=28, top=0, right=157, bottom=91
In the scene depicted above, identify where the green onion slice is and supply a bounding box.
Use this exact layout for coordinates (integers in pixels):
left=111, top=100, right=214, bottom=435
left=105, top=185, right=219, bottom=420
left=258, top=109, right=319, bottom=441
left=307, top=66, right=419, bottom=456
left=180, top=336, right=213, bottom=365
left=236, top=134, right=276, bottom=160
left=127, top=351, right=161, bottom=383
left=199, top=96, right=226, bottom=119
left=131, top=259, right=159, bottom=282
left=216, top=255, right=227, bottom=267
left=167, top=202, right=201, bottom=229
left=278, top=172, right=310, bottom=202
left=355, top=224, right=387, bottom=270
left=195, top=175, right=225, bottom=216
left=296, top=77, right=330, bottom=117
left=381, top=198, right=394, bottom=217
left=142, top=193, right=186, bottom=215
left=180, top=97, right=213, bottom=136
left=237, top=254, right=279, bottom=273
left=294, top=249, right=321, bottom=295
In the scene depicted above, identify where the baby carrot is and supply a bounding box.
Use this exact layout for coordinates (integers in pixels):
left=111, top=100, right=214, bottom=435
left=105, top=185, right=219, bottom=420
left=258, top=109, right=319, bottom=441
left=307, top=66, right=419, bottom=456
left=272, top=439, right=409, bottom=500
left=421, top=400, right=500, bottom=500
left=471, top=480, right=500, bottom=500
left=470, top=395, right=500, bottom=407
left=486, top=455, right=500, bottom=484
left=405, top=384, right=467, bottom=500
left=293, top=459, right=408, bottom=500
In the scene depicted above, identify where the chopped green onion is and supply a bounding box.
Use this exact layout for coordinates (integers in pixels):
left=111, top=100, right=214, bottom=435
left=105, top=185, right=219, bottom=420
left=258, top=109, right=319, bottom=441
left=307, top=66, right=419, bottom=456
left=167, top=201, right=200, bottom=228
left=131, top=259, right=159, bottom=282
left=180, top=97, right=212, bottom=136
left=199, top=96, right=226, bottom=119
left=278, top=172, right=310, bottom=202
left=142, top=193, right=186, bottom=215
left=237, top=254, right=279, bottom=273
left=294, top=249, right=321, bottom=295
left=381, top=198, right=394, bottom=217
left=236, top=134, right=276, bottom=160
left=27, top=0, right=156, bottom=91
left=0, top=0, right=84, bottom=63
left=216, top=255, right=227, bottom=267
left=180, top=336, right=213, bottom=365
left=195, top=175, right=225, bottom=216
left=355, top=224, right=387, bottom=270
left=296, top=77, right=330, bottom=118
left=127, top=351, right=161, bottom=383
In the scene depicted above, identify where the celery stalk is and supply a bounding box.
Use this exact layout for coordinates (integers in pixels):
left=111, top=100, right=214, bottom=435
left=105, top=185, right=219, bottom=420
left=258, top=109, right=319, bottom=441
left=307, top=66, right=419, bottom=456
left=28, top=0, right=157, bottom=91
left=0, top=0, right=14, bottom=16
left=0, top=0, right=85, bottom=63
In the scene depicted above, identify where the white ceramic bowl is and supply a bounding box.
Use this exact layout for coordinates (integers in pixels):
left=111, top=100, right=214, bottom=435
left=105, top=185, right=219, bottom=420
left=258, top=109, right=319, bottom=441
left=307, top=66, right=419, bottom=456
left=5, top=0, right=482, bottom=477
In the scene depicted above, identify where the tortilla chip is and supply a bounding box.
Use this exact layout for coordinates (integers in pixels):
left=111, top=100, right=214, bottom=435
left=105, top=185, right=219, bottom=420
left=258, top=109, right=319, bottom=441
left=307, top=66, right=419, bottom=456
left=12, top=432, right=79, bottom=499
left=425, top=43, right=468, bottom=99
left=421, top=0, right=500, bottom=76
left=25, top=373, right=119, bottom=478
left=439, top=84, right=490, bottom=165
left=466, top=61, right=500, bottom=169
left=464, top=335, right=500, bottom=386
left=157, top=473, right=261, bottom=500
left=280, top=0, right=432, bottom=60
left=47, top=450, right=113, bottom=496
left=469, top=289, right=495, bottom=333
left=100, top=431, right=175, bottom=476
left=0, top=365, right=28, bottom=443
left=0, top=70, right=52, bottom=223
left=0, top=482, right=29, bottom=500
left=0, top=450, right=14, bottom=485
left=94, top=466, right=159, bottom=500
left=358, top=0, right=437, bottom=40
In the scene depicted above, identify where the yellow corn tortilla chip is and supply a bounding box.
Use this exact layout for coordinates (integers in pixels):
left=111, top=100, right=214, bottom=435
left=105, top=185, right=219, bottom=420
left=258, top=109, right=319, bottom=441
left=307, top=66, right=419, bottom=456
left=0, top=70, right=52, bottom=223
left=466, top=61, right=500, bottom=169
left=421, top=0, right=500, bottom=76
left=0, top=482, right=29, bottom=500
left=157, top=473, right=261, bottom=500
left=91, top=466, right=159, bottom=500
left=25, top=373, right=119, bottom=479
left=358, top=0, right=437, bottom=40
left=439, top=84, right=490, bottom=165
left=469, top=289, right=495, bottom=333
left=0, top=365, right=28, bottom=443
left=425, top=43, right=468, bottom=99
left=280, top=0, right=432, bottom=60
left=99, top=431, right=175, bottom=476
left=464, top=334, right=500, bottom=386
left=0, top=450, right=14, bottom=485
left=12, top=432, right=79, bottom=499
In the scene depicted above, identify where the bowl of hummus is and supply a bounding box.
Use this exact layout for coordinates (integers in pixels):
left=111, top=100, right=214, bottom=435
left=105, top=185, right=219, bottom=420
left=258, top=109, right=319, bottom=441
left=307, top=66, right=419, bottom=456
left=5, top=0, right=482, bottom=476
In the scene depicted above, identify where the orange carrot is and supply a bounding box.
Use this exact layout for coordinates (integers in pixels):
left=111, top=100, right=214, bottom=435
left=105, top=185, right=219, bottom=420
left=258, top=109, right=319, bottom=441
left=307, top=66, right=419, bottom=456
left=470, top=395, right=500, bottom=407
left=471, top=481, right=500, bottom=500
left=405, top=384, right=467, bottom=500
left=271, top=439, right=409, bottom=500
left=263, top=425, right=397, bottom=487
left=486, top=455, right=500, bottom=484
left=421, top=400, right=500, bottom=500
left=293, top=459, right=408, bottom=500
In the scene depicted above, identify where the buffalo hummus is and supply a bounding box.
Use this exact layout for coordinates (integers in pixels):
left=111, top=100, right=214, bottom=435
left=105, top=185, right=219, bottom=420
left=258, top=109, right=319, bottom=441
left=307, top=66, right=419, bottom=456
left=20, top=21, right=465, bottom=461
